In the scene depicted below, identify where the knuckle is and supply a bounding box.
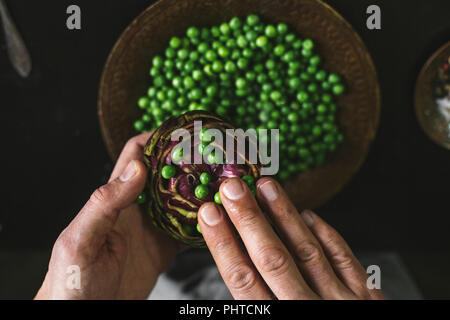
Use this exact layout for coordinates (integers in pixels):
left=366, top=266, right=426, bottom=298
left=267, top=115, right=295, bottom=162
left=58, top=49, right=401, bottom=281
left=213, top=237, right=235, bottom=254
left=225, top=264, right=258, bottom=292
left=90, top=184, right=114, bottom=206
left=257, top=246, right=289, bottom=276
left=52, top=229, right=81, bottom=258
left=53, top=231, right=71, bottom=254
left=53, top=230, right=95, bottom=261
left=294, top=240, right=323, bottom=265
left=125, top=136, right=139, bottom=149
left=233, top=208, right=259, bottom=229
left=327, top=243, right=355, bottom=270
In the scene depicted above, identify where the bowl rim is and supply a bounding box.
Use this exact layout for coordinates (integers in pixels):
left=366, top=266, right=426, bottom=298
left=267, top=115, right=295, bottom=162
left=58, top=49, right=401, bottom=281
left=97, top=0, right=381, bottom=209
left=414, top=41, right=450, bottom=150
left=98, top=0, right=381, bottom=160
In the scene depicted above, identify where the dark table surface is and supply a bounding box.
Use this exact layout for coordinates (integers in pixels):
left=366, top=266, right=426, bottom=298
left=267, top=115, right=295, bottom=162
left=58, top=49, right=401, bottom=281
left=1, top=0, right=450, bottom=257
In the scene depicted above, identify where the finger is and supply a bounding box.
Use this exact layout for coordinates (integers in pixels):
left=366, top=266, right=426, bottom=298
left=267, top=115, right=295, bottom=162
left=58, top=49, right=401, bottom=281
left=300, top=210, right=385, bottom=299
left=70, top=160, right=147, bottom=251
left=220, top=177, right=318, bottom=300
left=256, top=178, right=353, bottom=299
left=198, top=203, right=272, bottom=300
left=109, top=132, right=153, bottom=181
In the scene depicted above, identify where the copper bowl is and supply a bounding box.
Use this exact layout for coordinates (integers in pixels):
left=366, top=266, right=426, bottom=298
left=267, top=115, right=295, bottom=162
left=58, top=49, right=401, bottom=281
left=98, top=0, right=380, bottom=209
left=415, top=41, right=450, bottom=150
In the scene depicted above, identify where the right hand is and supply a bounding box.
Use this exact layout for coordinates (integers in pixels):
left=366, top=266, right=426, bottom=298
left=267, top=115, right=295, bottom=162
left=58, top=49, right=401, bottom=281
left=198, top=177, right=385, bottom=300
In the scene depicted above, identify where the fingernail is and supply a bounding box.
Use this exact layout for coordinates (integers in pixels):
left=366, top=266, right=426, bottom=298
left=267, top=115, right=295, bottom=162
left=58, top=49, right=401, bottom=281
left=222, top=178, right=245, bottom=200
left=200, top=203, right=222, bottom=227
left=301, top=210, right=315, bottom=227
left=258, top=180, right=279, bottom=202
left=120, top=160, right=137, bottom=181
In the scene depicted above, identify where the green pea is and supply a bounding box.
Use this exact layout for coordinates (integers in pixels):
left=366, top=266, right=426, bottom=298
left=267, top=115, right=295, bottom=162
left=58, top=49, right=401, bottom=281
left=277, top=23, right=288, bottom=34
left=235, top=78, right=247, bottom=89
left=151, top=107, right=163, bottom=118
left=297, top=91, right=309, bottom=103
left=205, top=50, right=217, bottom=61
left=237, top=58, right=248, bottom=69
left=310, top=55, right=321, bottom=66
left=307, top=83, right=318, bottom=93
left=302, top=48, right=312, bottom=58
left=134, top=120, right=145, bottom=132
left=246, top=14, right=260, bottom=26
left=216, top=105, right=227, bottom=116
left=299, top=148, right=310, bottom=158
left=322, top=93, right=333, bottom=103
left=152, top=55, right=163, bottom=68
left=195, top=184, right=209, bottom=199
left=218, top=46, right=229, bottom=58
left=200, top=172, right=212, bottom=185
left=161, top=165, right=176, bottom=179
left=256, top=36, right=268, bottom=47
left=332, top=84, right=345, bottom=95
left=183, top=76, right=195, bottom=89
left=312, top=125, right=322, bottom=136
left=302, top=38, right=314, bottom=50
left=229, top=17, right=242, bottom=30
left=199, top=127, right=213, bottom=142
left=142, top=114, right=151, bottom=123
left=212, top=192, right=222, bottom=205
left=186, top=26, right=199, bottom=38
left=292, top=39, right=302, bottom=49
left=265, top=25, right=277, bottom=37
left=270, top=91, right=282, bottom=101
left=138, top=97, right=150, bottom=109
left=315, top=70, right=327, bottom=82
left=317, top=104, right=327, bottom=114
left=285, top=33, right=296, bottom=43
left=135, top=192, right=147, bottom=204
left=198, top=142, right=208, bottom=155
left=198, top=42, right=208, bottom=53
left=189, top=88, right=203, bottom=100
left=192, top=69, right=203, bottom=81
left=207, top=151, right=219, bottom=164
left=212, top=60, right=223, bottom=72
left=177, top=48, right=189, bottom=60
left=328, top=73, right=341, bottom=84
left=322, top=82, right=331, bottom=91
left=288, top=78, right=300, bottom=89
left=171, top=147, right=184, bottom=163
left=287, top=112, right=299, bottom=123
left=206, top=85, right=218, bottom=97
left=211, top=26, right=220, bottom=37
left=236, top=35, right=248, bottom=48
left=220, top=22, right=231, bottom=35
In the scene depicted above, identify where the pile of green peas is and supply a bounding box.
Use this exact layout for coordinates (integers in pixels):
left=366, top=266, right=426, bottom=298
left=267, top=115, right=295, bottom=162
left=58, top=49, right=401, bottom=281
left=134, top=14, right=345, bottom=179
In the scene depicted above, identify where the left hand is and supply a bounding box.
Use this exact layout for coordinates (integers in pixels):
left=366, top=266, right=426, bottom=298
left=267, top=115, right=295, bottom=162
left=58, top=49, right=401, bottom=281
left=35, top=133, right=182, bottom=299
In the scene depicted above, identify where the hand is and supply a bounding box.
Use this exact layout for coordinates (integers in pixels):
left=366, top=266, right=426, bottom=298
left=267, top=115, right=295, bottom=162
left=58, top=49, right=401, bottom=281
left=198, top=177, right=385, bottom=300
left=35, top=133, right=182, bottom=300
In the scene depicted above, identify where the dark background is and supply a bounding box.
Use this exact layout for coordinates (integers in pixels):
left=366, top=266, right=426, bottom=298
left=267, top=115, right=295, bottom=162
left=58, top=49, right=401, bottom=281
left=1, top=0, right=450, bottom=298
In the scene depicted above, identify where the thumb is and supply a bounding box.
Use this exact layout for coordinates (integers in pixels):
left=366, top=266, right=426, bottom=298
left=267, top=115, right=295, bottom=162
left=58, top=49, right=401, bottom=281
left=73, top=160, right=147, bottom=246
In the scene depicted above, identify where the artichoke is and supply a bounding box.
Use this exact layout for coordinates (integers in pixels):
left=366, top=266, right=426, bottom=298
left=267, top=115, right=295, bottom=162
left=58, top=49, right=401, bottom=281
left=143, top=111, right=261, bottom=248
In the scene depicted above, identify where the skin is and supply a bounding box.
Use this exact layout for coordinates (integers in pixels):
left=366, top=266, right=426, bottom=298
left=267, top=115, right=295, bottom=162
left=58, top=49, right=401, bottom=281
left=198, top=178, right=385, bottom=300
left=35, top=133, right=183, bottom=300
left=36, top=133, right=384, bottom=300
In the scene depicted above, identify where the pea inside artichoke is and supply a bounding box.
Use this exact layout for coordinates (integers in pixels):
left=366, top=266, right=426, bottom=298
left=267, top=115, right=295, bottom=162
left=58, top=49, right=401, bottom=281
left=143, top=111, right=261, bottom=248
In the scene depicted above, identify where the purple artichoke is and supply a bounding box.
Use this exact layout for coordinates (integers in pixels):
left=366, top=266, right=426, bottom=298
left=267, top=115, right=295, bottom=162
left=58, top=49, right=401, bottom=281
left=143, top=111, right=261, bottom=247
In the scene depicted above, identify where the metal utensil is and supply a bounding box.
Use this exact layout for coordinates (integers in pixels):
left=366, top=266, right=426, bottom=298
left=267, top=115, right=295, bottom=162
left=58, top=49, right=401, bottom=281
left=0, top=0, right=32, bottom=77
